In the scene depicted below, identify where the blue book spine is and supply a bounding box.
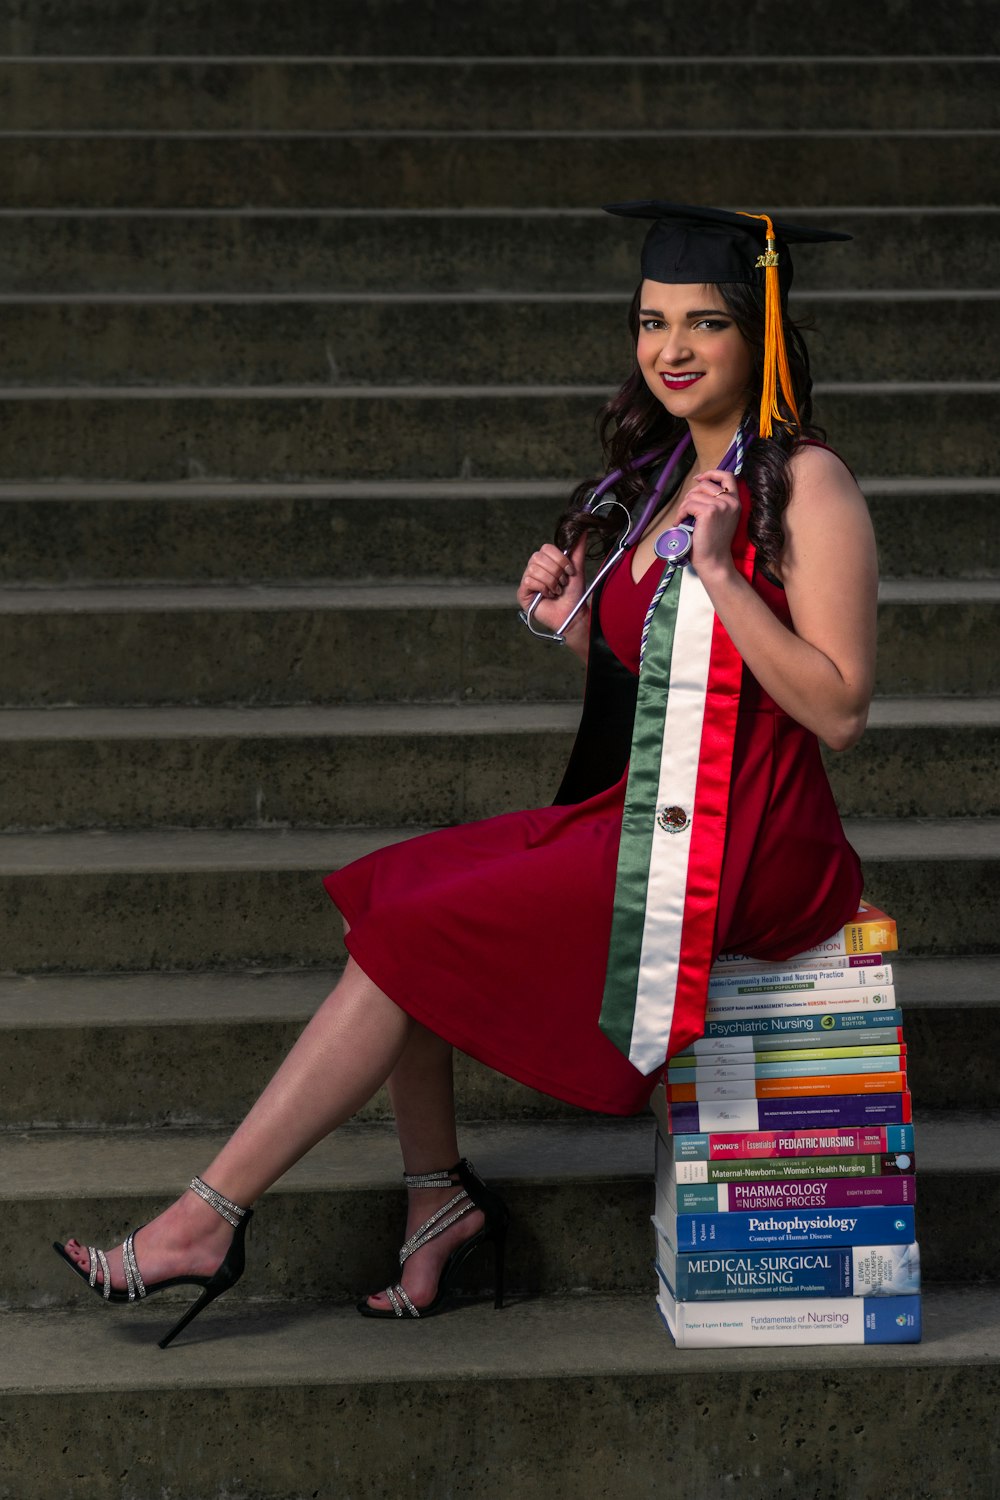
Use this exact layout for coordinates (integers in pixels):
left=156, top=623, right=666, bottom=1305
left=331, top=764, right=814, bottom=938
left=668, top=1203, right=916, bottom=1252
left=699, top=1009, right=903, bottom=1041
left=653, top=1231, right=921, bottom=1301
left=860, top=1296, right=922, bottom=1342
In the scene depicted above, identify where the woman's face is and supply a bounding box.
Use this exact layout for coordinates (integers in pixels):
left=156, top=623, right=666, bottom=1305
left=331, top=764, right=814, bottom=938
left=636, top=280, right=754, bottom=429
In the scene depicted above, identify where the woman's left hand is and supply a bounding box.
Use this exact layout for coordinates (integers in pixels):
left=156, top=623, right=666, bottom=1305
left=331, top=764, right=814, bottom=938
left=681, top=468, right=742, bottom=581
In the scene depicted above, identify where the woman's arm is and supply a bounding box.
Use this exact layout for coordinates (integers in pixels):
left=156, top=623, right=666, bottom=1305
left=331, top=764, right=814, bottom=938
left=683, top=444, right=878, bottom=751
left=516, top=535, right=591, bottom=662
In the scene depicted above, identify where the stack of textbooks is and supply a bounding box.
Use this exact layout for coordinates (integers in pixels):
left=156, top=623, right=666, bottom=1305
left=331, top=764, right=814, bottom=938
left=652, top=902, right=922, bottom=1347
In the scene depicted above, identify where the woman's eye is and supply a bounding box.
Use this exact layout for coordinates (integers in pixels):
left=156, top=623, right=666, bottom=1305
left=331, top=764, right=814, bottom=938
left=694, top=319, right=731, bottom=332
left=640, top=319, right=664, bottom=332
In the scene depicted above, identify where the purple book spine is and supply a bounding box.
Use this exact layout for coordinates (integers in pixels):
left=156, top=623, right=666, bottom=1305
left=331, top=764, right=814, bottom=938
left=668, top=1093, right=911, bottom=1135
left=723, top=1175, right=917, bottom=1212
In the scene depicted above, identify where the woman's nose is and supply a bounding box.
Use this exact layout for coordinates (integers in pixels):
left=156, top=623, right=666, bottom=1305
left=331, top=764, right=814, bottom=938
left=657, top=329, right=691, bottom=366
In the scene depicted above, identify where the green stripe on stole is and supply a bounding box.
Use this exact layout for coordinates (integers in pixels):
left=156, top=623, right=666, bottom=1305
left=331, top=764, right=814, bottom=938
left=598, top=569, right=682, bottom=1056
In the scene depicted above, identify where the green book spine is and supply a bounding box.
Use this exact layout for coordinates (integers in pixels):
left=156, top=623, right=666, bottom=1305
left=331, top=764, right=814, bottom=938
left=670, top=1043, right=905, bottom=1067
left=672, top=1151, right=916, bottom=1185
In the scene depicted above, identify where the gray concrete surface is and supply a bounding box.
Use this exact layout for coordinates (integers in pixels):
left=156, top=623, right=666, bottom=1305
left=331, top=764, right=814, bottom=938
left=2, top=209, right=998, bottom=296
left=2, top=293, right=997, bottom=385
left=0, top=133, right=993, bottom=210
left=0, top=385, right=994, bottom=481
left=2, top=0, right=996, bottom=55
left=2, top=1289, right=999, bottom=1499
left=1, top=58, right=995, bottom=132
left=1, top=480, right=997, bottom=585
left=0, top=960, right=997, bottom=1124
left=0, top=699, right=996, bottom=829
left=0, top=582, right=996, bottom=705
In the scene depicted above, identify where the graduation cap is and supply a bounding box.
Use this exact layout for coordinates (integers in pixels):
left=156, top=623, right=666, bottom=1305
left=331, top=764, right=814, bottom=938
left=603, top=201, right=852, bottom=439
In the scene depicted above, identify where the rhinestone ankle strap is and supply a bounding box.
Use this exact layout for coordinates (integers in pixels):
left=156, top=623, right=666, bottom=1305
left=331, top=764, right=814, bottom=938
left=189, top=1175, right=247, bottom=1228
left=399, top=1191, right=471, bottom=1263
left=403, top=1164, right=460, bottom=1190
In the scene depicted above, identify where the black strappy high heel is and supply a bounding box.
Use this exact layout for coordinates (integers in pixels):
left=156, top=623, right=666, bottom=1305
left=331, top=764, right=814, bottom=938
left=52, top=1175, right=253, bottom=1349
left=357, top=1157, right=509, bottom=1319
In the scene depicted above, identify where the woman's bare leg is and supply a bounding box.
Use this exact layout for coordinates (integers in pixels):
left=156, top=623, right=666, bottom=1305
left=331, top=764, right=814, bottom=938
left=388, top=1023, right=460, bottom=1172
left=62, top=957, right=413, bottom=1289
left=364, top=1023, right=486, bottom=1310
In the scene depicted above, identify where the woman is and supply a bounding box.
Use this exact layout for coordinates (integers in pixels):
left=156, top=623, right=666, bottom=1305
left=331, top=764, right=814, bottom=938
left=54, top=202, right=877, bottom=1341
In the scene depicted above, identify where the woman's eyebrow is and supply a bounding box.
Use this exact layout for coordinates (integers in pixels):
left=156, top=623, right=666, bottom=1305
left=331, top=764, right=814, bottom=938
left=638, top=306, right=730, bottom=319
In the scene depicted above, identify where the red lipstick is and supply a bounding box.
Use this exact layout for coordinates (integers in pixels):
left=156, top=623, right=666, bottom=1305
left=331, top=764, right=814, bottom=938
left=660, top=372, right=704, bottom=391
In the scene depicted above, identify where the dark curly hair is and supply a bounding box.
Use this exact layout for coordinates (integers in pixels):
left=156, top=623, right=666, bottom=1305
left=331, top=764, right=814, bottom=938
left=555, top=281, right=822, bottom=577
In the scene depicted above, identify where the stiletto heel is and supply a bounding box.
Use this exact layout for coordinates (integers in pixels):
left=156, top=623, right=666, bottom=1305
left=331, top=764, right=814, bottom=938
left=159, top=1281, right=223, bottom=1350
left=358, top=1157, right=510, bottom=1320
left=53, top=1175, right=253, bottom=1349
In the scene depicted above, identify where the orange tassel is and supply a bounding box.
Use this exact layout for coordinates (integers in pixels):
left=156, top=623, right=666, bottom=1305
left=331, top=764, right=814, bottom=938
left=737, top=211, right=800, bottom=439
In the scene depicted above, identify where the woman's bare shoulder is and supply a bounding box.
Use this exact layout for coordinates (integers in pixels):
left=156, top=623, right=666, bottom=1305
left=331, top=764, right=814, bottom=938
left=765, top=444, right=871, bottom=586
left=786, top=442, right=864, bottom=506
left=780, top=440, right=876, bottom=590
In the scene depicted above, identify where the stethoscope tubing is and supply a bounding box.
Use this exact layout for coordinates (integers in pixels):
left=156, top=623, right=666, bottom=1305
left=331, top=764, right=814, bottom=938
left=520, top=427, right=745, bottom=643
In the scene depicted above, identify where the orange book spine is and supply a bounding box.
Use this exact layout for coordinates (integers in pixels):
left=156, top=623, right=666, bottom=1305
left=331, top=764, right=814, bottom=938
left=666, top=1071, right=909, bottom=1102
left=847, top=905, right=898, bottom=955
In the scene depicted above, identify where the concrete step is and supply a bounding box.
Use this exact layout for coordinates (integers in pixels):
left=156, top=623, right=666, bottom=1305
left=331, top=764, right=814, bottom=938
left=0, top=820, right=996, bottom=971
left=2, top=58, right=995, bottom=131
left=11, top=1113, right=1000, bottom=1311
left=824, top=699, right=1000, bottom=819
left=3, top=0, right=994, bottom=55
left=1, top=956, right=995, bottom=1130
left=0, top=969, right=588, bottom=1128
left=0, top=702, right=577, bottom=830
left=5, top=1284, right=998, bottom=1500
left=0, top=384, right=994, bottom=482
left=22, top=1118, right=655, bottom=1307
left=2, top=292, right=996, bottom=386
left=0, top=581, right=995, bottom=706
left=4, top=208, right=997, bottom=296
left=0, top=699, right=996, bottom=832
left=0, top=131, right=992, bottom=209
left=2, top=479, right=996, bottom=585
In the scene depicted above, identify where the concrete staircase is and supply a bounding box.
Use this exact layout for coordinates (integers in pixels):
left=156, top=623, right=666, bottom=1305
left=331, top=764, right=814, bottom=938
left=2, top=7, right=999, bottom=1497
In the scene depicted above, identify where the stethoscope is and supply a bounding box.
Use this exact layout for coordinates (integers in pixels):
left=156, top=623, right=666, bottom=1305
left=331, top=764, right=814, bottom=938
left=519, top=425, right=749, bottom=644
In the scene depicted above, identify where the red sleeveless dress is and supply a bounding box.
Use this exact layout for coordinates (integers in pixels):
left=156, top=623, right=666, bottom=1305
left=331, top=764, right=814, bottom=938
left=324, top=486, right=863, bottom=1116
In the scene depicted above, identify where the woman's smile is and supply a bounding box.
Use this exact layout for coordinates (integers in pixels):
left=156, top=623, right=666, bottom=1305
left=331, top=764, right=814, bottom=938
left=659, top=371, right=705, bottom=391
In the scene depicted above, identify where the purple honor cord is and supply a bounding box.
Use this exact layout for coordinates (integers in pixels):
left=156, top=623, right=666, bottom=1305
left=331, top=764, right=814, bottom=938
left=520, top=425, right=749, bottom=644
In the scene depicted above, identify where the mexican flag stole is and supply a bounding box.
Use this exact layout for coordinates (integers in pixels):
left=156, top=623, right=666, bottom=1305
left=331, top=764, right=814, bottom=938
left=599, top=489, right=757, bottom=1076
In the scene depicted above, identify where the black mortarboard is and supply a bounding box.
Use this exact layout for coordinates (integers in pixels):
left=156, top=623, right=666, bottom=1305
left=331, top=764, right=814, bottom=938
left=603, top=201, right=853, bottom=437
left=603, top=200, right=852, bottom=296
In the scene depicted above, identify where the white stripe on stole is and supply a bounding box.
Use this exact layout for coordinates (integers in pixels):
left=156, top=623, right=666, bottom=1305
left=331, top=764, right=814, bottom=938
left=628, top=563, right=716, bottom=1073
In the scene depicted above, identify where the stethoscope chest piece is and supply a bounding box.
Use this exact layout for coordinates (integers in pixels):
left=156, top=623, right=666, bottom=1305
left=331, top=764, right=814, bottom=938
left=653, top=523, right=694, bottom=563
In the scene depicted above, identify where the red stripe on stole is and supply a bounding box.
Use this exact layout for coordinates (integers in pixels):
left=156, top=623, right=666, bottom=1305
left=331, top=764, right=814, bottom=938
left=665, top=499, right=756, bottom=1060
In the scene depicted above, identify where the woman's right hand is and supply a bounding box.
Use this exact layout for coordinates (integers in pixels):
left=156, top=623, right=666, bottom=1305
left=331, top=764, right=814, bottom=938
left=516, top=536, right=590, bottom=657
